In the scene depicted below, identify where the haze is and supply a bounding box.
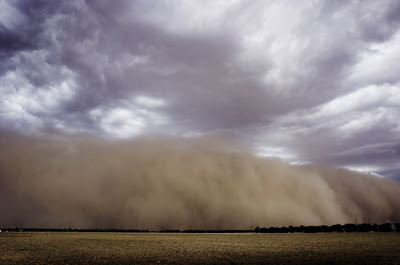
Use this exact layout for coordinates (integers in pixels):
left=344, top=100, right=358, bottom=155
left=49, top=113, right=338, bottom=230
left=1, top=134, right=399, bottom=229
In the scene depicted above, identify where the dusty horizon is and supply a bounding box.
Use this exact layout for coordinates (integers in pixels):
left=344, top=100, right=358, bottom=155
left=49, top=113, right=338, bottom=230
left=1, top=133, right=399, bottom=230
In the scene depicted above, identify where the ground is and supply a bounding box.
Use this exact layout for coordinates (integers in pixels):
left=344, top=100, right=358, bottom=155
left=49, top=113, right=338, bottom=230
left=1, top=232, right=400, bottom=264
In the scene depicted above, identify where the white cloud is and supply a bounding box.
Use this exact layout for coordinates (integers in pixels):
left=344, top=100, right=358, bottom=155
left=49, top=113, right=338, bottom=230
left=90, top=107, right=146, bottom=138
left=256, top=145, right=298, bottom=161
left=0, top=50, right=77, bottom=131
left=135, top=96, right=166, bottom=108
left=131, top=0, right=236, bottom=34
left=343, top=165, right=383, bottom=175
left=338, top=107, right=400, bottom=137
left=126, top=55, right=149, bottom=67
left=0, top=0, right=26, bottom=30
left=252, top=81, right=400, bottom=169
left=89, top=100, right=168, bottom=138
left=273, top=83, right=400, bottom=134
left=350, top=30, right=400, bottom=85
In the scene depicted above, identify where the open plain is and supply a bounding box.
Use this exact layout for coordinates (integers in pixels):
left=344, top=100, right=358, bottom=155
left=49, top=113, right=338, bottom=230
left=1, top=232, right=400, bottom=264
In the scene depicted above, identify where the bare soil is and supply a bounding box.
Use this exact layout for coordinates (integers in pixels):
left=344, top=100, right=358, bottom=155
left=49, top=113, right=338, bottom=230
left=1, top=232, right=399, bottom=264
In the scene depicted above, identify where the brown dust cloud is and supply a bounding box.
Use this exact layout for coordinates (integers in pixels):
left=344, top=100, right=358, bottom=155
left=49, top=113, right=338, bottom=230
left=1, top=133, right=399, bottom=230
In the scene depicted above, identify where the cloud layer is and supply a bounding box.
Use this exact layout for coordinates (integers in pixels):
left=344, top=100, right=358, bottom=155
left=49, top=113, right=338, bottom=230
left=1, top=0, right=400, bottom=178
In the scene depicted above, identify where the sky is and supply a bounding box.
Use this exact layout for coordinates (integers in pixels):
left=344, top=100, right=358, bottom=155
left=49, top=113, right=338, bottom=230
left=1, top=0, right=400, bottom=180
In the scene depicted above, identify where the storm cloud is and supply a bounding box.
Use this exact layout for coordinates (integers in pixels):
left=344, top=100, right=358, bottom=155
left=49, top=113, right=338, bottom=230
left=1, top=0, right=400, bottom=177
left=1, top=0, right=400, bottom=178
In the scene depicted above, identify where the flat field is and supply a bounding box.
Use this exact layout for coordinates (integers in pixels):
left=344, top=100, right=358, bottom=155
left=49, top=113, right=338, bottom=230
left=1, top=232, right=399, bottom=264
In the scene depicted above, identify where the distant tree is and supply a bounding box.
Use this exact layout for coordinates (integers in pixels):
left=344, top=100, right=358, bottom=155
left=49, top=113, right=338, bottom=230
left=280, top=227, right=289, bottom=233
left=321, top=225, right=330, bottom=233
left=297, top=225, right=305, bottom=233
left=344, top=223, right=357, bottom=232
left=331, top=224, right=343, bottom=233
left=369, top=224, right=377, bottom=232
left=357, top=223, right=371, bottom=232
left=269, top=227, right=279, bottom=233
left=255, top=222, right=397, bottom=234
left=378, top=223, right=392, bottom=232
left=304, top=226, right=322, bottom=233
left=259, top=227, right=267, bottom=233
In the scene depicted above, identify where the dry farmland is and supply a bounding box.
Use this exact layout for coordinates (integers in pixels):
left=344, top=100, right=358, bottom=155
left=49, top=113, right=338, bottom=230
left=1, top=232, right=400, bottom=264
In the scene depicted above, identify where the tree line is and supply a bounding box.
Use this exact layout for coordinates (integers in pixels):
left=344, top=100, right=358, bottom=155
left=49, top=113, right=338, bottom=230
left=255, top=223, right=400, bottom=233
left=1, top=223, right=399, bottom=233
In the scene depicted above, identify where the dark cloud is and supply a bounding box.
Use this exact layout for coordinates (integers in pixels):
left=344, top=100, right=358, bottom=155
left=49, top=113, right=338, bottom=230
left=0, top=0, right=399, bottom=179
left=0, top=25, right=32, bottom=59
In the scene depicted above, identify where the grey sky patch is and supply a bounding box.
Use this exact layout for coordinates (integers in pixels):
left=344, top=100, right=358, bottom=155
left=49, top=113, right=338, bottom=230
left=0, top=0, right=399, bottom=180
